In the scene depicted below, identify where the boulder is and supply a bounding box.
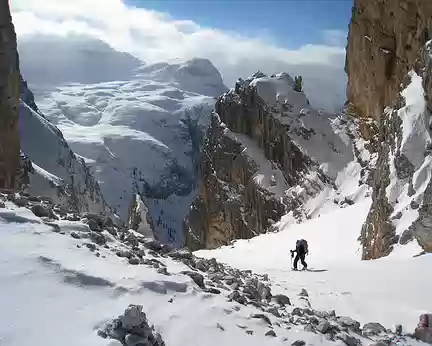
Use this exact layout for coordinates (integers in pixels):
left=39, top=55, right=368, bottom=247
left=291, top=341, right=306, bottom=346
left=31, top=204, right=50, bottom=218
left=362, top=322, right=386, bottom=336
left=181, top=271, right=205, bottom=289
left=317, top=320, right=331, bottom=334
left=168, top=249, right=193, bottom=261
left=337, top=316, right=361, bottom=331
left=265, top=329, right=276, bottom=337
left=338, top=333, right=361, bottom=346
left=119, top=305, right=146, bottom=330
left=414, top=313, right=432, bottom=343
left=273, top=294, right=291, bottom=306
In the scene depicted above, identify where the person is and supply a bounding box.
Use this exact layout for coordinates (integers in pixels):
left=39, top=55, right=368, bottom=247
left=291, top=239, right=308, bottom=271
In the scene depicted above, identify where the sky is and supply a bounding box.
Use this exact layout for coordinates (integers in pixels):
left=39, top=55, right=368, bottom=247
left=11, top=0, right=353, bottom=111
left=130, top=0, right=353, bottom=49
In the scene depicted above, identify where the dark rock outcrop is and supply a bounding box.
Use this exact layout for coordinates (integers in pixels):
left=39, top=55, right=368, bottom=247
left=0, top=2, right=20, bottom=189
left=346, top=0, right=432, bottom=121
left=185, top=112, right=287, bottom=250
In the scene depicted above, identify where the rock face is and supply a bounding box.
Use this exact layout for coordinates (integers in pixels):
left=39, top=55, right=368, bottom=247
left=185, top=112, right=287, bottom=250
left=0, top=2, right=20, bottom=189
left=347, top=0, right=432, bottom=258
left=185, top=72, right=350, bottom=250
left=346, top=0, right=432, bottom=122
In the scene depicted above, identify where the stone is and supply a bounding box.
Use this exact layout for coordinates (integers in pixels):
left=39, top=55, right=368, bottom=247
left=181, top=271, right=205, bottom=289
left=324, top=333, right=334, bottom=341
left=292, top=308, right=302, bottom=316
left=246, top=330, right=253, bottom=335
left=31, top=204, right=50, bottom=218
left=89, top=231, right=106, bottom=245
left=67, top=214, right=80, bottom=222
left=392, top=212, right=403, bottom=220
left=87, top=218, right=102, bottom=232
left=128, top=257, right=140, bottom=265
left=195, top=259, right=209, bottom=272
left=116, top=250, right=133, bottom=259
left=257, top=282, right=272, bottom=300
left=317, top=320, right=330, bottom=334
left=266, top=306, right=280, bottom=318
left=410, top=200, right=420, bottom=210
left=143, top=239, right=163, bottom=252
left=250, top=313, right=272, bottom=326
left=204, top=287, right=221, bottom=294
left=362, top=322, right=386, bottom=336
left=395, top=324, right=403, bottom=335
left=44, top=221, right=61, bottom=233
left=0, top=201, right=5, bottom=208
left=304, top=324, right=315, bottom=332
left=13, top=196, right=28, bottom=207
left=273, top=294, right=291, bottom=306
left=337, top=316, right=361, bottom=331
left=414, top=313, right=432, bottom=343
left=265, top=329, right=276, bottom=337
left=86, top=243, right=97, bottom=251
left=168, top=248, right=193, bottom=260
left=70, top=232, right=81, bottom=239
left=216, top=322, right=225, bottom=331
left=299, top=288, right=309, bottom=297
left=291, top=341, right=306, bottom=346
left=338, top=333, right=360, bottom=346
left=157, top=267, right=170, bottom=275
left=119, top=305, right=146, bottom=330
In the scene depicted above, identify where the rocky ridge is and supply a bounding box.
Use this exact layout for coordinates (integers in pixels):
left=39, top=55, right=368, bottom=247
left=186, top=72, right=366, bottom=250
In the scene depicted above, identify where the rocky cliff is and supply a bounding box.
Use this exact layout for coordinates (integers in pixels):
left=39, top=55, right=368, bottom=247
left=186, top=73, right=358, bottom=250
left=347, top=0, right=432, bottom=258
left=0, top=2, right=20, bottom=189
left=346, top=0, right=432, bottom=122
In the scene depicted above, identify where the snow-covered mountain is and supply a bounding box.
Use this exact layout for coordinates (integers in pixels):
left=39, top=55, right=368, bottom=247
left=18, top=76, right=113, bottom=216
left=22, top=38, right=227, bottom=245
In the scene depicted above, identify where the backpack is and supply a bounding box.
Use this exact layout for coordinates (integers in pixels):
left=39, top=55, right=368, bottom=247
left=296, top=239, right=308, bottom=253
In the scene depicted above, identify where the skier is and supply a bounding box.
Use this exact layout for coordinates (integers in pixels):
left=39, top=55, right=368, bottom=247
left=291, top=239, right=308, bottom=271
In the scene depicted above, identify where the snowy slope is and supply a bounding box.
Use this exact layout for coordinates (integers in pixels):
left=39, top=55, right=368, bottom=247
left=0, top=195, right=425, bottom=346
left=18, top=80, right=112, bottom=216
left=196, top=197, right=431, bottom=333
left=31, top=53, right=226, bottom=245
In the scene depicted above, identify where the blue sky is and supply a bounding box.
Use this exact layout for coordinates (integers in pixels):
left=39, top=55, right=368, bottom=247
left=126, top=0, right=353, bottom=48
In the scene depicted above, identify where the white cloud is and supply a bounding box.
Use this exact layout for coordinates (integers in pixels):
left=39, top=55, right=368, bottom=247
left=322, top=29, right=348, bottom=47
left=11, top=0, right=347, bottom=111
